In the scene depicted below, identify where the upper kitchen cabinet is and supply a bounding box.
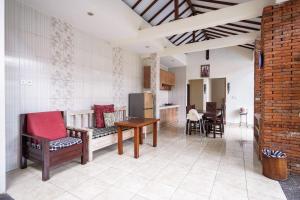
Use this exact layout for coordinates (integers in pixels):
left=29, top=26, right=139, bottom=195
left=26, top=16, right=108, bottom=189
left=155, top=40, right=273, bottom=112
left=144, top=67, right=176, bottom=90
left=144, top=66, right=151, bottom=89
left=160, top=69, right=175, bottom=90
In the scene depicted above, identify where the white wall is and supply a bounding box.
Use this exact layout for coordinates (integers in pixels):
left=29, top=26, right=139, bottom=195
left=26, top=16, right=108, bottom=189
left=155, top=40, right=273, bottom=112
left=5, top=0, right=142, bottom=171
left=187, top=46, right=254, bottom=125
left=0, top=0, right=6, bottom=193
left=169, top=67, right=186, bottom=125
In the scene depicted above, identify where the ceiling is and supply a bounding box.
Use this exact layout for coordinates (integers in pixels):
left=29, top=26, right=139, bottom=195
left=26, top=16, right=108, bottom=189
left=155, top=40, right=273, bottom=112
left=21, top=0, right=179, bottom=54
left=122, top=0, right=260, bottom=50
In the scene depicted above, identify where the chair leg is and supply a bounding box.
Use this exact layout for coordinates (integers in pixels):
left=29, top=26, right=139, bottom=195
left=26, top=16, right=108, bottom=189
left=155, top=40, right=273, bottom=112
left=213, top=124, right=216, bottom=138
left=186, top=120, right=189, bottom=135
left=42, top=141, right=50, bottom=181
left=42, top=161, right=50, bottom=181
left=20, top=156, right=27, bottom=169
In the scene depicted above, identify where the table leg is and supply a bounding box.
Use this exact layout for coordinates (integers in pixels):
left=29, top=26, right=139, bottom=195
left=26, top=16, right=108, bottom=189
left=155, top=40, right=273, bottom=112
left=139, top=127, right=143, bottom=145
left=117, top=127, right=123, bottom=155
left=134, top=127, right=139, bottom=159
left=153, top=122, right=157, bottom=147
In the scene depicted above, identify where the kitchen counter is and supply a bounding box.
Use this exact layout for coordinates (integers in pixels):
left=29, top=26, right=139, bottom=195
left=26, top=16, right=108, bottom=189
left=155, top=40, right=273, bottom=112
left=159, top=105, right=180, bottom=110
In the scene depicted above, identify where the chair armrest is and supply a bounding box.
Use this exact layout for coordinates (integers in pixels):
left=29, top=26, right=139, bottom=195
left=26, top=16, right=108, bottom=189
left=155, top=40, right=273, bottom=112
left=21, top=133, right=50, bottom=142
left=66, top=127, right=88, bottom=140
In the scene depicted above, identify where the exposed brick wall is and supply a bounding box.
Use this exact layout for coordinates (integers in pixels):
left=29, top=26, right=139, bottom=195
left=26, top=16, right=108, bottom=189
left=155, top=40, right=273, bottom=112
left=260, top=0, right=300, bottom=174
left=254, top=40, right=263, bottom=114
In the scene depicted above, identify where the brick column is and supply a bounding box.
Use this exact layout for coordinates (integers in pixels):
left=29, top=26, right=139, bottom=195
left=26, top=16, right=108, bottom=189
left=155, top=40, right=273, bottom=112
left=261, top=0, right=300, bottom=174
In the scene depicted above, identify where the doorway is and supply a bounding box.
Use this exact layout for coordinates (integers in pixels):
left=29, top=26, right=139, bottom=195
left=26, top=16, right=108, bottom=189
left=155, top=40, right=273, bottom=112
left=187, top=78, right=226, bottom=116
left=188, top=79, right=204, bottom=111
left=210, top=78, right=226, bottom=109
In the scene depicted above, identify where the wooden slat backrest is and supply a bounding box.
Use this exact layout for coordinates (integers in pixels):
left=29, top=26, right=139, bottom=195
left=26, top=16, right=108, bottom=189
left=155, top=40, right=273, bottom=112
left=66, top=107, right=127, bottom=129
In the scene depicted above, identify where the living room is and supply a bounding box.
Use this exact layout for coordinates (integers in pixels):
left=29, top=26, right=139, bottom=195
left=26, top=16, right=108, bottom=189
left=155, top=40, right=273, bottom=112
left=0, top=0, right=299, bottom=200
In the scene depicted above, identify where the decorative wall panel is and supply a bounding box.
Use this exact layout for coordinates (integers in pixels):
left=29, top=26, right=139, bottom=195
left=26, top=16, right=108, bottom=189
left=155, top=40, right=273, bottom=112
left=50, top=17, right=75, bottom=110
left=5, top=0, right=142, bottom=171
left=112, top=47, right=124, bottom=107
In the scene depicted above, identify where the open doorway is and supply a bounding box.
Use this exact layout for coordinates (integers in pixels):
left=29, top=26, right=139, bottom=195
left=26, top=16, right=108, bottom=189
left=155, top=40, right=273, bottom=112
left=211, top=78, right=226, bottom=108
left=188, top=79, right=204, bottom=111
left=187, top=78, right=226, bottom=118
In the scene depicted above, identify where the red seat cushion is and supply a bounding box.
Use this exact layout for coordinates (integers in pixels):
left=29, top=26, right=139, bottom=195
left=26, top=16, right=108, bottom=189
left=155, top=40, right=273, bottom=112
left=94, top=105, right=114, bottom=128
left=27, top=111, right=67, bottom=140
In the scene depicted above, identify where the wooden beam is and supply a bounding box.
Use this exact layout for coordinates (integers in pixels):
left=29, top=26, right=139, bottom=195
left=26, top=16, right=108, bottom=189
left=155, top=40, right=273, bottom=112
left=149, top=0, right=173, bottom=23
left=241, top=19, right=261, bottom=25
left=157, top=0, right=187, bottom=25
left=238, top=45, right=254, bottom=50
left=141, top=0, right=158, bottom=16
left=207, top=27, right=237, bottom=35
left=173, top=32, right=189, bottom=43
left=187, top=32, right=204, bottom=43
left=113, top=0, right=274, bottom=46
left=159, top=32, right=259, bottom=56
left=186, top=0, right=197, bottom=13
left=227, top=23, right=260, bottom=31
left=177, top=32, right=196, bottom=45
left=174, top=0, right=179, bottom=19
left=132, top=0, right=142, bottom=9
left=216, top=25, right=249, bottom=33
left=193, top=4, right=218, bottom=10
left=194, top=0, right=237, bottom=6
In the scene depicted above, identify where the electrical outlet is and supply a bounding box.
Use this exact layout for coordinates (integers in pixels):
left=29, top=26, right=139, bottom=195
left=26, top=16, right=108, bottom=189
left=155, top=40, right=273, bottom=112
left=27, top=80, right=33, bottom=86
left=20, top=80, right=33, bottom=86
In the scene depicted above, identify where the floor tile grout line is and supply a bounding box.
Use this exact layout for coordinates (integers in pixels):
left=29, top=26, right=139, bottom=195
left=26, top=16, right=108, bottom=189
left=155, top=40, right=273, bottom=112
left=207, top=130, right=226, bottom=200
left=169, top=135, right=208, bottom=199
left=241, top=127, right=251, bottom=200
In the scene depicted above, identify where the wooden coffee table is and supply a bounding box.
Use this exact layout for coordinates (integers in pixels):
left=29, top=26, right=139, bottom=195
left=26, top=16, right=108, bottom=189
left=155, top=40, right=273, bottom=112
left=115, top=118, right=160, bottom=158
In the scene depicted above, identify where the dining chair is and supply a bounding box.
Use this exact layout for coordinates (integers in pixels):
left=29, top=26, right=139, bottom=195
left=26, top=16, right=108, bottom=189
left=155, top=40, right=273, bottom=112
left=203, top=102, right=224, bottom=138
left=186, top=109, right=203, bottom=135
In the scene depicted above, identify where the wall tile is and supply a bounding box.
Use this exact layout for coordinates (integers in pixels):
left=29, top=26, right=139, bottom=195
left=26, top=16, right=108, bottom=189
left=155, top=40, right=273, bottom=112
left=5, top=0, right=142, bottom=171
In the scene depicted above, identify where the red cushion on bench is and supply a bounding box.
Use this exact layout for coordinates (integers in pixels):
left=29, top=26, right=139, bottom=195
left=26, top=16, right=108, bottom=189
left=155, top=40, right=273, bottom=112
left=27, top=111, right=67, bottom=140
left=94, top=104, right=114, bottom=128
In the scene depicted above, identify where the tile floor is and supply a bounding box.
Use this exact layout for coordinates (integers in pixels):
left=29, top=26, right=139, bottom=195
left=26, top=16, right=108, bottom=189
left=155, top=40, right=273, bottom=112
left=6, top=126, right=287, bottom=200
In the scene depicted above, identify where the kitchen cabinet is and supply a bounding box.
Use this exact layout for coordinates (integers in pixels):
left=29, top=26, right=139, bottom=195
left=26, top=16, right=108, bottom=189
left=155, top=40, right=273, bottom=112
left=159, top=106, right=179, bottom=128
left=144, top=66, right=151, bottom=89
left=144, top=67, right=176, bottom=90
left=160, top=69, right=175, bottom=90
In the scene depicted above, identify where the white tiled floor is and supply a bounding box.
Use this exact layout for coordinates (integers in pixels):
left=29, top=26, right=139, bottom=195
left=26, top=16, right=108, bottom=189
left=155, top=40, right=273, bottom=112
left=7, top=126, right=287, bottom=200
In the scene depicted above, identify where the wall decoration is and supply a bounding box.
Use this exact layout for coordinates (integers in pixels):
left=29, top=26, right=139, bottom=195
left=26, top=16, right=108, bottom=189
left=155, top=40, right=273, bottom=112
left=112, top=47, right=124, bottom=107
left=50, top=17, right=75, bottom=110
left=227, top=82, right=230, bottom=94
left=201, top=64, right=210, bottom=77
left=203, top=84, right=207, bottom=94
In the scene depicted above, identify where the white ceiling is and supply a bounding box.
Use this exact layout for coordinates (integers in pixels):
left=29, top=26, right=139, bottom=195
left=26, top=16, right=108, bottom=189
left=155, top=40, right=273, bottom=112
left=21, top=0, right=186, bottom=67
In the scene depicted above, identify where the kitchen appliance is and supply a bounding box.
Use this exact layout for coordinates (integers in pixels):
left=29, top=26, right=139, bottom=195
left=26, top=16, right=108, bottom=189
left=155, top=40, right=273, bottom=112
left=129, top=92, right=154, bottom=133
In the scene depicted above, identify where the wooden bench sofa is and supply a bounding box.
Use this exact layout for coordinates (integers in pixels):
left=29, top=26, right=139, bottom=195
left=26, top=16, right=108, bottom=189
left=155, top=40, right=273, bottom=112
left=66, top=107, right=133, bottom=161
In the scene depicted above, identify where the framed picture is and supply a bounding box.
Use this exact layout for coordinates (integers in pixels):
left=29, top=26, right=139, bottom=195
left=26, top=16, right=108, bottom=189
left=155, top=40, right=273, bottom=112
left=201, top=64, right=210, bottom=77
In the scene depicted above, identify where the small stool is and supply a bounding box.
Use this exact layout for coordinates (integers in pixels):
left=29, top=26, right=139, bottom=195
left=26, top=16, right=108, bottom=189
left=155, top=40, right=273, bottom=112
left=239, top=112, right=248, bottom=127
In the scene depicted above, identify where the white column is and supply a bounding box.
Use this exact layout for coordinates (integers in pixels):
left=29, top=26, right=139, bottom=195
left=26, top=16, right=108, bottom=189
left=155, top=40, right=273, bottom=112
left=142, top=54, right=160, bottom=119
left=0, top=0, right=6, bottom=194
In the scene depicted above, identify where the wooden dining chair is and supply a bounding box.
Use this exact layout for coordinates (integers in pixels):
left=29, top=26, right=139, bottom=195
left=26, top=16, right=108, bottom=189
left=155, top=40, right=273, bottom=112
left=203, top=102, right=224, bottom=138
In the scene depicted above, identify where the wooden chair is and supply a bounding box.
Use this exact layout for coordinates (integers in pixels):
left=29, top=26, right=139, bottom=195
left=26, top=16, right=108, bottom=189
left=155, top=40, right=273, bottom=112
left=203, top=102, right=224, bottom=138
left=186, top=105, right=195, bottom=134
left=186, top=104, right=196, bottom=114
left=20, top=111, right=88, bottom=181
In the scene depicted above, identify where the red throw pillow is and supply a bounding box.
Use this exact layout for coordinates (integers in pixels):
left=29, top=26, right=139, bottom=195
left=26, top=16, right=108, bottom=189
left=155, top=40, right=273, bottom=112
left=94, top=105, right=114, bottom=128
left=27, top=111, right=67, bottom=140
